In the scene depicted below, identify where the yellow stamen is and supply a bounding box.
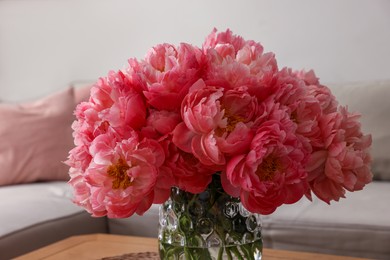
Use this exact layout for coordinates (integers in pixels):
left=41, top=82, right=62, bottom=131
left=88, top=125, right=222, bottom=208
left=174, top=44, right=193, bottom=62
left=256, top=155, right=281, bottom=181
left=107, top=158, right=132, bottom=189
left=226, top=113, right=245, bottom=132
left=216, top=108, right=245, bottom=136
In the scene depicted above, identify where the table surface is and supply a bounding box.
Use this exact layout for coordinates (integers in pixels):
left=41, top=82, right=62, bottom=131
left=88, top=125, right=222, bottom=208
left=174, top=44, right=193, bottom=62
left=15, top=233, right=369, bottom=260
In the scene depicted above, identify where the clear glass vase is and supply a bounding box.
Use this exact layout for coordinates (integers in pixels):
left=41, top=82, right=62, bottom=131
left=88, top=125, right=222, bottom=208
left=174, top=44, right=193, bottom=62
left=158, top=175, right=263, bottom=260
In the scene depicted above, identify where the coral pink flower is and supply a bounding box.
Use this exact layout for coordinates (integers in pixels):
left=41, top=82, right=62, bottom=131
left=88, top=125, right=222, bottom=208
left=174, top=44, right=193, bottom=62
left=98, top=71, right=147, bottom=133
left=71, top=101, right=100, bottom=146
left=162, top=138, right=215, bottom=194
left=174, top=79, right=256, bottom=166
left=267, top=68, right=324, bottom=150
left=141, top=109, right=181, bottom=139
left=225, top=115, right=309, bottom=214
left=203, top=28, right=247, bottom=54
left=67, top=144, right=92, bottom=172
left=293, top=69, right=319, bottom=85
left=71, top=70, right=147, bottom=146
left=306, top=107, right=372, bottom=203
left=171, top=152, right=214, bottom=194
left=152, top=166, right=175, bottom=204
left=203, top=29, right=278, bottom=97
left=182, top=80, right=226, bottom=134
left=68, top=169, right=91, bottom=203
left=68, top=130, right=165, bottom=218
left=173, top=81, right=226, bottom=166
left=294, top=69, right=338, bottom=114
left=132, top=43, right=205, bottom=111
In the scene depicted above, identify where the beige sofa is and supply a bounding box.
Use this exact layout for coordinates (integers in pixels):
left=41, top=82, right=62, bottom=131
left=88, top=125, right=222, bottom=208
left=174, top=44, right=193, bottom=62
left=0, top=80, right=389, bottom=259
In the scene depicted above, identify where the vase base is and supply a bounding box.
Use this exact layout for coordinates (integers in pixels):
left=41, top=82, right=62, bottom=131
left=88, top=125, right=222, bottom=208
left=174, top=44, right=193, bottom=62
left=159, top=239, right=262, bottom=260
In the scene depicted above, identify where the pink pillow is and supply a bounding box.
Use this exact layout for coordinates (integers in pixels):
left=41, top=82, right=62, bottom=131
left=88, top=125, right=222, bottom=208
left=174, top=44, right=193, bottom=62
left=0, top=88, right=77, bottom=186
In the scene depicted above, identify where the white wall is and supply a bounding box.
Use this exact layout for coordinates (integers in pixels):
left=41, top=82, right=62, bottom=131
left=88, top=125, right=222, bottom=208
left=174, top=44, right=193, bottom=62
left=0, top=0, right=389, bottom=102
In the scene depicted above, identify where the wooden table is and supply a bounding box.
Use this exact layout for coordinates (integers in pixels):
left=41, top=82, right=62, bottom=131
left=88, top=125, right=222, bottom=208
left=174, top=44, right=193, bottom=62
left=15, top=233, right=369, bottom=260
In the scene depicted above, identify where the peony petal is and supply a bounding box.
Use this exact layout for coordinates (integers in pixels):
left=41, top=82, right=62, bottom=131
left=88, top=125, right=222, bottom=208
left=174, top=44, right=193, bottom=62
left=172, top=122, right=196, bottom=153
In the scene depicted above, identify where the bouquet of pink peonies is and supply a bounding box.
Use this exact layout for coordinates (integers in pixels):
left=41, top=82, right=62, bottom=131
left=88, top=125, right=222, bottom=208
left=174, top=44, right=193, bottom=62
left=66, top=29, right=372, bottom=218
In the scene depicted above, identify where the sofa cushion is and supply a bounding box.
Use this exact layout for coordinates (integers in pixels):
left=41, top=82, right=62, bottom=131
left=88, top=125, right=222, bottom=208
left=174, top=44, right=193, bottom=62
left=262, top=181, right=390, bottom=259
left=328, top=80, right=390, bottom=181
left=0, top=88, right=76, bottom=186
left=0, top=181, right=107, bottom=259
left=0, top=85, right=92, bottom=186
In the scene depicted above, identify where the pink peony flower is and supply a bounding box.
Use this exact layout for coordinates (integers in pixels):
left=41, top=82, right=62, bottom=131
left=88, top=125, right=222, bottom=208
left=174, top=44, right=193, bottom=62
left=181, top=80, right=226, bottom=135
left=141, top=109, right=181, bottom=139
left=152, top=166, right=175, bottom=204
left=71, top=70, right=147, bottom=146
left=132, top=43, right=205, bottom=111
left=306, top=107, right=372, bottom=203
left=267, top=68, right=323, bottom=150
left=69, top=129, right=165, bottom=218
left=225, top=113, right=309, bottom=214
left=203, top=28, right=247, bottom=54
left=203, top=29, right=278, bottom=97
left=98, top=71, right=147, bottom=133
left=161, top=137, right=215, bottom=194
left=71, top=101, right=99, bottom=147
left=173, top=81, right=226, bottom=166
left=173, top=79, right=257, bottom=166
left=67, top=144, right=92, bottom=173
left=295, top=69, right=338, bottom=114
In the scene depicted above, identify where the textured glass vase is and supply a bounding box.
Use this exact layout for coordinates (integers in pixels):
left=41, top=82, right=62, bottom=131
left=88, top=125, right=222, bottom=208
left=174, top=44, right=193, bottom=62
left=158, top=175, right=263, bottom=260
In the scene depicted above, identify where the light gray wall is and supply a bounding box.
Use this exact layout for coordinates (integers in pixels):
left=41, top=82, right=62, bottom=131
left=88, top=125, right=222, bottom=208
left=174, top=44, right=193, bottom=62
left=1, top=0, right=389, bottom=102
